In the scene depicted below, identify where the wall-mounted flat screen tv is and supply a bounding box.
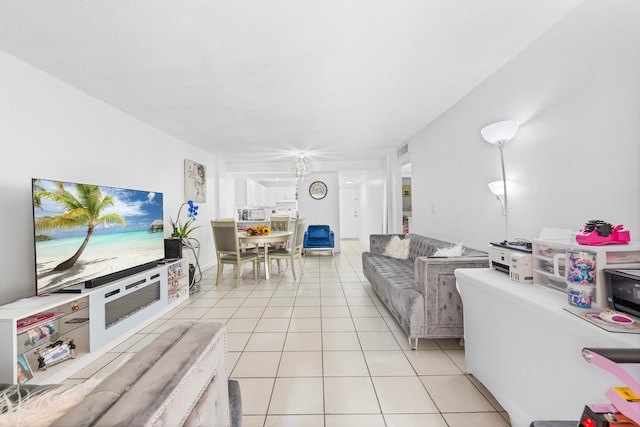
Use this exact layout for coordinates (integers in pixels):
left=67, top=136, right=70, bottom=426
left=32, top=178, right=165, bottom=295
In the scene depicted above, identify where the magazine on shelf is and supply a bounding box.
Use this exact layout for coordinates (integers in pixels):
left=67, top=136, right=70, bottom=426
left=17, top=354, right=33, bottom=384
left=23, top=322, right=56, bottom=348
left=17, top=312, right=65, bottom=334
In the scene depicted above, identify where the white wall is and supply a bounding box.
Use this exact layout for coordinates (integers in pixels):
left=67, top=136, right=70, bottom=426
left=297, top=173, right=341, bottom=252
left=217, top=159, right=236, bottom=219
left=265, top=186, right=296, bottom=206
left=234, top=179, right=295, bottom=208
left=0, top=51, right=218, bottom=305
left=408, top=0, right=640, bottom=251
left=234, top=178, right=267, bottom=206
left=246, top=179, right=266, bottom=206
left=358, top=182, right=385, bottom=244
left=234, top=178, right=248, bottom=207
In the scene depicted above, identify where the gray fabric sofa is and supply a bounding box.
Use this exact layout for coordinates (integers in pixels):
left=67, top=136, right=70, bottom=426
left=2, top=321, right=241, bottom=427
left=362, top=234, right=489, bottom=349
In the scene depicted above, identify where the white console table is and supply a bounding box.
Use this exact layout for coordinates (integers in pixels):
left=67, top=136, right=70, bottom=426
left=455, top=268, right=640, bottom=427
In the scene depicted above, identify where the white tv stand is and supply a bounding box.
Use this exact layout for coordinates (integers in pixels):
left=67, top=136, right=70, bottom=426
left=0, top=259, right=189, bottom=385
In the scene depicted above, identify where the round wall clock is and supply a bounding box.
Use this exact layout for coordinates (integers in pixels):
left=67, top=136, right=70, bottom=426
left=309, top=181, right=328, bottom=200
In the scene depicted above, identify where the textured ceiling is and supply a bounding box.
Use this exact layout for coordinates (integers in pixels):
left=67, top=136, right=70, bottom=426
left=0, top=0, right=583, bottom=180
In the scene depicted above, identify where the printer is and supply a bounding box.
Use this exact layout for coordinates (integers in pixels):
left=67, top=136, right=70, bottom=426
left=603, top=268, right=640, bottom=319
left=489, top=241, right=534, bottom=283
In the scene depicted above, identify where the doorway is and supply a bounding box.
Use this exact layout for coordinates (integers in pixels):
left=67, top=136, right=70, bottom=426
left=401, top=162, right=412, bottom=234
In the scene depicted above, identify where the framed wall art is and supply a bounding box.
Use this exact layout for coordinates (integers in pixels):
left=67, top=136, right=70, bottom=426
left=185, top=159, right=206, bottom=203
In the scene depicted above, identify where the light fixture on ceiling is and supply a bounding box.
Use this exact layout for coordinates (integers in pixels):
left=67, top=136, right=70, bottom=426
left=292, top=155, right=311, bottom=181
left=481, top=120, right=519, bottom=241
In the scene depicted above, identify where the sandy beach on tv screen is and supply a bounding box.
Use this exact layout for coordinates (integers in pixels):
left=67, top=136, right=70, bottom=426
left=37, top=242, right=163, bottom=293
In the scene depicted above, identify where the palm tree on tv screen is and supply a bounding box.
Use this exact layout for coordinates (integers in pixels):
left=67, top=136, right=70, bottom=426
left=34, top=182, right=126, bottom=271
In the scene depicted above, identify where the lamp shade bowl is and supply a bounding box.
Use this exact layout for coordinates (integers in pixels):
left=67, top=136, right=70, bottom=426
left=488, top=180, right=505, bottom=197
left=480, top=120, right=519, bottom=144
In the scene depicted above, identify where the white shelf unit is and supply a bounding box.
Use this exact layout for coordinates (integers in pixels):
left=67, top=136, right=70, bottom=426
left=2, top=294, right=91, bottom=385
left=0, top=259, right=189, bottom=385
left=532, top=238, right=640, bottom=306
left=166, top=258, right=190, bottom=305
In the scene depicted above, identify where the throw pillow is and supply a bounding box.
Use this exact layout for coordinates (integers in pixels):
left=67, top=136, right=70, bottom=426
left=0, top=377, right=103, bottom=427
left=433, top=242, right=465, bottom=257
left=384, top=236, right=411, bottom=259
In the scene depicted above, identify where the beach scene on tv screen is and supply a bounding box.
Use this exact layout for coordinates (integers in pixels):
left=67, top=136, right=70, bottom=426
left=32, top=179, right=165, bottom=294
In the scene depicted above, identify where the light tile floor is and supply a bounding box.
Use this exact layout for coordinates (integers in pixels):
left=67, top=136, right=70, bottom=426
left=68, top=239, right=511, bottom=427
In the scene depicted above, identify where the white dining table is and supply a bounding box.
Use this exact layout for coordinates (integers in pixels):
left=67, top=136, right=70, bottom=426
left=238, top=231, right=293, bottom=280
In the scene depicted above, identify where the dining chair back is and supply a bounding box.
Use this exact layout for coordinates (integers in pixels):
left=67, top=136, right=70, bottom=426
left=269, top=215, right=291, bottom=250
left=270, top=218, right=307, bottom=280
left=211, top=218, right=258, bottom=287
left=293, top=219, right=306, bottom=249
left=269, top=215, right=291, bottom=232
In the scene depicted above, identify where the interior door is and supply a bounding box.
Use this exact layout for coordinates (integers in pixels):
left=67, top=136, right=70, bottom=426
left=339, top=187, right=358, bottom=239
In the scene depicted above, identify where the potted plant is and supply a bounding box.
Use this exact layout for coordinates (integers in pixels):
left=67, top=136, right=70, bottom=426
left=169, top=200, right=200, bottom=244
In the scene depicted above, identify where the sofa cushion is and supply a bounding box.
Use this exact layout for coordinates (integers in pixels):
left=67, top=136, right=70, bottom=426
left=383, top=236, right=411, bottom=259
left=362, top=253, right=425, bottom=336
left=432, top=242, right=464, bottom=257
left=406, top=234, right=451, bottom=260
left=363, top=253, right=414, bottom=285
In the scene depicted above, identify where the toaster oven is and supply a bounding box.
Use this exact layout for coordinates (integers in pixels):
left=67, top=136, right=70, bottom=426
left=247, top=208, right=265, bottom=221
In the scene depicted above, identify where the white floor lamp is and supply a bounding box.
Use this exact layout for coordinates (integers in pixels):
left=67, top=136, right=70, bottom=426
left=481, top=120, right=519, bottom=241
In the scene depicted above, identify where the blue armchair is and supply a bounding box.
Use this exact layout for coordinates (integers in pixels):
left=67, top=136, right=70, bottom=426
left=303, top=225, right=335, bottom=255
